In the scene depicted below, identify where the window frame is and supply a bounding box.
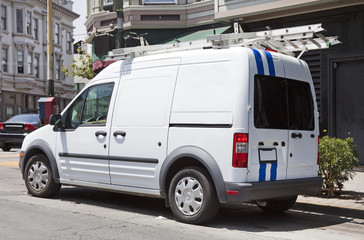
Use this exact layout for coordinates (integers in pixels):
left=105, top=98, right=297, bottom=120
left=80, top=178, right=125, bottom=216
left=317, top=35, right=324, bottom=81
left=28, top=51, right=33, bottom=75
left=26, top=11, right=32, bottom=35
left=1, top=5, right=7, bottom=31
left=16, top=9, right=23, bottom=33
left=2, top=47, right=8, bottom=72
left=34, top=18, right=39, bottom=40
left=34, top=55, right=40, bottom=78
left=55, top=23, right=60, bottom=45
left=66, top=31, right=72, bottom=52
left=17, top=50, right=24, bottom=74
left=254, top=74, right=315, bottom=131
left=65, top=82, right=115, bottom=129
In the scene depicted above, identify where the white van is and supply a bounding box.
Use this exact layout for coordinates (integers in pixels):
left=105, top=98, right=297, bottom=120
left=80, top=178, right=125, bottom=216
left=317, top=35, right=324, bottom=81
left=19, top=47, right=321, bottom=224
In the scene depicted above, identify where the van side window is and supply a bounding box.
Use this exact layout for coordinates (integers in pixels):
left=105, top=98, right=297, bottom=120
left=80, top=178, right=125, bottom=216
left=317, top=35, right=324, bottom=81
left=66, top=91, right=86, bottom=129
left=254, top=75, right=314, bottom=130
left=80, top=83, right=114, bottom=126
left=65, top=83, right=114, bottom=129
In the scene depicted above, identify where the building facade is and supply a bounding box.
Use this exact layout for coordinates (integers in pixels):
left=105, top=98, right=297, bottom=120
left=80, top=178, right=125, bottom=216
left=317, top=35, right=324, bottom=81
left=84, top=0, right=364, bottom=164
left=0, top=0, right=79, bottom=121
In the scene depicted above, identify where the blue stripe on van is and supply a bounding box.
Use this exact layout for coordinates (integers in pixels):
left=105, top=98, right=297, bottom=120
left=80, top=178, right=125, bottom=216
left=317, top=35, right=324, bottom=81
left=259, top=163, right=266, bottom=182
left=265, top=51, right=276, bottom=76
left=270, top=163, right=277, bottom=181
left=252, top=49, right=264, bottom=75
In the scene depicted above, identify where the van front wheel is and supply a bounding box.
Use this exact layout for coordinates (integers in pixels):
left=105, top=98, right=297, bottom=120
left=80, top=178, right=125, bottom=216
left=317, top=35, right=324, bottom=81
left=24, top=154, right=61, bottom=198
left=256, top=195, right=297, bottom=213
left=168, top=167, right=219, bottom=224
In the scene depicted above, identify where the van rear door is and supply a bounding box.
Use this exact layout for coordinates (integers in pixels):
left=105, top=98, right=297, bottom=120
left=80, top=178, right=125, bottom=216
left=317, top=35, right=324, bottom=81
left=247, top=50, right=289, bottom=182
left=247, top=50, right=318, bottom=182
left=284, top=57, right=319, bottom=179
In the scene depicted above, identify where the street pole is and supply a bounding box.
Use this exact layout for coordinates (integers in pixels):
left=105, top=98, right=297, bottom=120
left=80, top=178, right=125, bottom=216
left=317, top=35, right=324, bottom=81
left=47, top=0, right=54, bottom=97
left=115, top=0, right=124, bottom=49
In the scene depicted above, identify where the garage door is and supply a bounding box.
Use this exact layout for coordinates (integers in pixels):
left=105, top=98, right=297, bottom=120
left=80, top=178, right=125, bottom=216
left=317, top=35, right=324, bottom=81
left=335, top=60, right=364, bottom=165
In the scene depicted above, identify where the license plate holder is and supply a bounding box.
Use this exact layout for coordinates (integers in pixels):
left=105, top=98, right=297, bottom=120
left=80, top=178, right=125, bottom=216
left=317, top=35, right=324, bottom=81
left=258, top=148, right=277, bottom=164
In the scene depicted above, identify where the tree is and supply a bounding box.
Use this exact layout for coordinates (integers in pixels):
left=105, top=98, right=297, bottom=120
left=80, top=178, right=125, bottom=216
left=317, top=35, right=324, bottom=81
left=62, top=46, right=96, bottom=80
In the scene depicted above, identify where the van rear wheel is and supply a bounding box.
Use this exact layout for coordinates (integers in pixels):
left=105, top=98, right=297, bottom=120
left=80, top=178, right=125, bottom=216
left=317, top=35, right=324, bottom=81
left=256, top=196, right=297, bottom=213
left=168, top=167, right=219, bottom=224
left=24, top=154, right=61, bottom=198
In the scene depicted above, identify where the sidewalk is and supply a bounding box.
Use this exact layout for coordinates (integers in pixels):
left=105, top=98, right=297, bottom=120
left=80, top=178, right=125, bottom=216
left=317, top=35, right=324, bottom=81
left=297, top=169, right=364, bottom=210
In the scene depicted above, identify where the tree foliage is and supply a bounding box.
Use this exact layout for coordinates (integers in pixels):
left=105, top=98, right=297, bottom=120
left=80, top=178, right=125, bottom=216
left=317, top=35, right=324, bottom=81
left=62, top=47, right=96, bottom=80
left=319, top=136, right=359, bottom=197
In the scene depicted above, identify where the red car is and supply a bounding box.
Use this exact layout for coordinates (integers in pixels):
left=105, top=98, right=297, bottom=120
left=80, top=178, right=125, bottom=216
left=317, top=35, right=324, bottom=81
left=0, top=114, right=41, bottom=151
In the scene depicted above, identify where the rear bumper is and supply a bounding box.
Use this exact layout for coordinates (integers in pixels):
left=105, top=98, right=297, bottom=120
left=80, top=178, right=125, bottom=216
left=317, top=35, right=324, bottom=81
left=0, top=133, right=27, bottom=145
left=225, top=177, right=322, bottom=203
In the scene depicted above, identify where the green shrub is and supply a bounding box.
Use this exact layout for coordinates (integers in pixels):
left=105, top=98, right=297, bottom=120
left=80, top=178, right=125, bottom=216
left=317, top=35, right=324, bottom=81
left=319, top=136, right=359, bottom=197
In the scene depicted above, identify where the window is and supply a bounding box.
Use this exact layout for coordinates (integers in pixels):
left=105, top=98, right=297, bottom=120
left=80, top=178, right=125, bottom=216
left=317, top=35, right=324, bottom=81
left=55, top=59, right=61, bottom=80
left=2, top=47, right=8, bottom=72
left=55, top=23, right=60, bottom=44
left=16, top=9, right=23, bottom=33
left=34, top=19, right=39, bottom=40
left=1, top=5, right=7, bottom=31
left=143, top=0, right=177, bottom=4
left=66, top=83, right=114, bottom=129
left=6, top=106, right=14, bottom=116
left=254, top=75, right=314, bottom=130
left=34, top=56, right=40, bottom=78
left=287, top=80, right=315, bottom=130
left=140, top=15, right=180, bottom=21
left=17, top=50, right=24, bottom=74
left=28, top=52, right=33, bottom=75
left=26, top=11, right=32, bottom=35
left=67, top=32, right=72, bottom=52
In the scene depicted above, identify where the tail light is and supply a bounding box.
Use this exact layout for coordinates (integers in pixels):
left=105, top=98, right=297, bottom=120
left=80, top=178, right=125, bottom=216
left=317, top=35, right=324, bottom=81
left=317, top=137, right=320, bottom=165
left=0, top=123, right=3, bottom=130
left=24, top=124, right=36, bottom=131
left=233, top=133, right=248, bottom=168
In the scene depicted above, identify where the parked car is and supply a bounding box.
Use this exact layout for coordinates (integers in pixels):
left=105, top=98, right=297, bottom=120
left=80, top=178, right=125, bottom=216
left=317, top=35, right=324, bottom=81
left=0, top=114, right=41, bottom=151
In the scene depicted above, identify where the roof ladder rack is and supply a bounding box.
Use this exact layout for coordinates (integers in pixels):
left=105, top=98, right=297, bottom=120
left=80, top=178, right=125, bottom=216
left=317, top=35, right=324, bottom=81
left=107, top=23, right=341, bottom=61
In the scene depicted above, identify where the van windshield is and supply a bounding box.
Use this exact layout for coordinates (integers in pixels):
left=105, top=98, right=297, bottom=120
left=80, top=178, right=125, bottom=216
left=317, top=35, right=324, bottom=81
left=254, top=75, right=315, bottom=131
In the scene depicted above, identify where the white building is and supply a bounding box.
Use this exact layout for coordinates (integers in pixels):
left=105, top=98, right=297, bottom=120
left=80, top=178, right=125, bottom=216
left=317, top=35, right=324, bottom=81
left=0, top=0, right=79, bottom=121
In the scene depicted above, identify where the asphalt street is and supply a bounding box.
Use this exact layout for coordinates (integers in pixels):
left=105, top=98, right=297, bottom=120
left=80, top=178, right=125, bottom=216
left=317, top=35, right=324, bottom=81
left=0, top=149, right=363, bottom=240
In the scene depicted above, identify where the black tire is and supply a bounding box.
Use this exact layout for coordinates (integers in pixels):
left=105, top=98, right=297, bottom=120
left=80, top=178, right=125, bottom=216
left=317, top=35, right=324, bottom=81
left=256, top=196, right=297, bottom=213
left=2, top=144, right=11, bottom=151
left=168, top=167, right=219, bottom=224
left=24, top=154, right=61, bottom=198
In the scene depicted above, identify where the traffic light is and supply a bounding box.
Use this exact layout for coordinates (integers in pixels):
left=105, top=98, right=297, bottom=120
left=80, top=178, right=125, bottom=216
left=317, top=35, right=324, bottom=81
left=102, top=0, right=123, bottom=12
left=103, top=1, right=114, bottom=12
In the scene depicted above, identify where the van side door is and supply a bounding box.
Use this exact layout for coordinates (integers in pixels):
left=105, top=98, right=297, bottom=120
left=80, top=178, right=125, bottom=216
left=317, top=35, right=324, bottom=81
left=55, top=80, right=117, bottom=184
left=108, top=58, right=180, bottom=190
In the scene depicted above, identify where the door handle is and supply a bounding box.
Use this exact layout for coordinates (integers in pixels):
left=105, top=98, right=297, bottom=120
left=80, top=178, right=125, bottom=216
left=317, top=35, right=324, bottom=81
left=113, top=131, right=126, bottom=137
left=95, top=131, right=107, bottom=137
left=291, top=132, right=302, bottom=139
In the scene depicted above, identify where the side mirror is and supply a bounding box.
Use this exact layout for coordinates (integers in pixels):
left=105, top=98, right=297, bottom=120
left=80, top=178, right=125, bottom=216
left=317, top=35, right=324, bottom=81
left=49, top=114, right=61, bottom=126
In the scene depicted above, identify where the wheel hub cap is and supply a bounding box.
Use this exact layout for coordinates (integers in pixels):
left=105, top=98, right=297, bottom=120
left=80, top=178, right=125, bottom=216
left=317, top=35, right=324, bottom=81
left=28, top=161, right=49, bottom=192
left=174, top=177, right=203, bottom=216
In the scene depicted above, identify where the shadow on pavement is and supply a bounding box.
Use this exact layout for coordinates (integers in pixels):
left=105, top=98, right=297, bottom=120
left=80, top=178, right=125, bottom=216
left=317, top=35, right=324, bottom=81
left=52, top=186, right=364, bottom=232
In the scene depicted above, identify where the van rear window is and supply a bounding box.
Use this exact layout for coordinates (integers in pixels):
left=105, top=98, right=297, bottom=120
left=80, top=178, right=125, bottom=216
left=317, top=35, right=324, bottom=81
left=254, top=75, right=315, bottom=130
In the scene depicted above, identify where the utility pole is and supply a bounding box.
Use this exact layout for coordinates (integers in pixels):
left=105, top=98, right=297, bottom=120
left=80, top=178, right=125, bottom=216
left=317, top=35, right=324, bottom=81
left=115, top=0, right=124, bottom=49
left=103, top=0, right=124, bottom=48
left=47, top=0, right=54, bottom=97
